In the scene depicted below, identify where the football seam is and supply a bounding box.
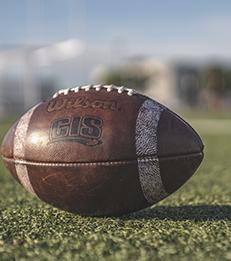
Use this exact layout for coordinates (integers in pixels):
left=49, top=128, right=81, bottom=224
left=2, top=152, right=202, bottom=167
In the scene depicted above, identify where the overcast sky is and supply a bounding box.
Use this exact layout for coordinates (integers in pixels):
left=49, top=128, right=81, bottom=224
left=0, top=0, right=230, bottom=60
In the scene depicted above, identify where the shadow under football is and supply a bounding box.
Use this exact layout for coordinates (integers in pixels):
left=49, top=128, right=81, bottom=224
left=122, top=205, right=231, bottom=221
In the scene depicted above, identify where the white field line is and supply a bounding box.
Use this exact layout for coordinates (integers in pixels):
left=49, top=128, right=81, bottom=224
left=188, top=119, right=231, bottom=135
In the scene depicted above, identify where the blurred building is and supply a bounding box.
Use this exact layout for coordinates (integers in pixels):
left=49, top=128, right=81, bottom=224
left=0, top=46, right=54, bottom=117
left=93, top=58, right=202, bottom=109
left=0, top=47, right=231, bottom=118
left=0, top=39, right=84, bottom=117
left=94, top=57, right=231, bottom=111
left=139, top=59, right=201, bottom=109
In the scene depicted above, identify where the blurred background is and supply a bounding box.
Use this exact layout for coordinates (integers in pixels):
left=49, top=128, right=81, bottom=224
left=0, top=0, right=231, bottom=122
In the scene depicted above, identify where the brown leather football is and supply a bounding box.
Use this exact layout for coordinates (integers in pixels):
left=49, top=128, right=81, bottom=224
left=0, top=84, right=204, bottom=216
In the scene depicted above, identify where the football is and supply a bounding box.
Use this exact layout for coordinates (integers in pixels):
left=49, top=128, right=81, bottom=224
left=0, top=84, right=204, bottom=216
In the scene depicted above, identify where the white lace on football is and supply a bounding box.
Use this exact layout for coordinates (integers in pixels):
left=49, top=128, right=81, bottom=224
left=53, top=84, right=136, bottom=98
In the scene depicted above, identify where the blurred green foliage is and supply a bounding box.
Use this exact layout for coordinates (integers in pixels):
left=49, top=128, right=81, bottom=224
left=100, top=67, right=150, bottom=91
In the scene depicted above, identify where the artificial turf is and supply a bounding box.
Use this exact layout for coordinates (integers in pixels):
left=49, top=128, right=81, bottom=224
left=0, top=117, right=231, bottom=261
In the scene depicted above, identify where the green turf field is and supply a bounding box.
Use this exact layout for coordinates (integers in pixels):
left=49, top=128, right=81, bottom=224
left=0, top=115, right=231, bottom=261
